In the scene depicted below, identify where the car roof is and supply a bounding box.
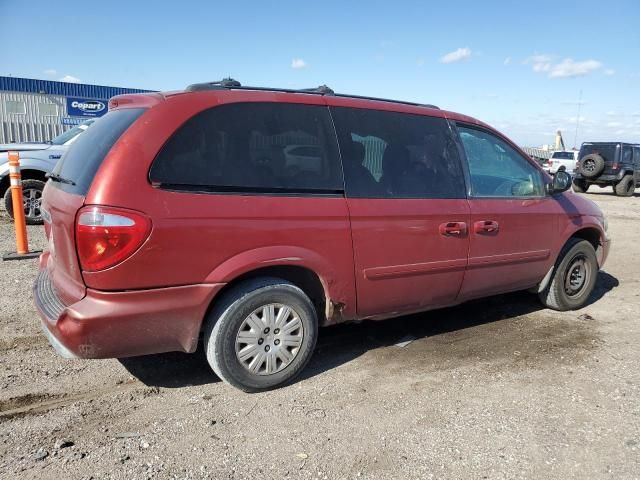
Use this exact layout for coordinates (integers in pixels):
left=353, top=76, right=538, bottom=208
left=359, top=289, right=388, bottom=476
left=110, top=79, right=493, bottom=131
left=581, top=142, right=640, bottom=147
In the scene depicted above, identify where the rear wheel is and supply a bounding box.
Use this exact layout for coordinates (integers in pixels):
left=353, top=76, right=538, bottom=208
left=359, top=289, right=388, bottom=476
left=614, top=174, right=635, bottom=197
left=3, top=179, right=46, bottom=225
left=204, top=278, right=318, bottom=392
left=572, top=179, right=589, bottom=193
left=539, top=239, right=598, bottom=311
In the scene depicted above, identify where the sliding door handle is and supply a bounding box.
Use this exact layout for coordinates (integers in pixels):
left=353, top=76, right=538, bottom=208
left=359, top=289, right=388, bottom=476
left=474, top=220, right=499, bottom=234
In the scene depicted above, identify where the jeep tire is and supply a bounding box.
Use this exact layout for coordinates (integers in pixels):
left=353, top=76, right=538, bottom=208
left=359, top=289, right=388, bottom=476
left=572, top=179, right=589, bottom=193
left=578, top=154, right=605, bottom=179
left=614, top=174, right=635, bottom=197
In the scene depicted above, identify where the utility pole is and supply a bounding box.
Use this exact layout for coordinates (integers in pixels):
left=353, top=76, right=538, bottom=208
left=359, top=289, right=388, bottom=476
left=573, top=90, right=582, bottom=149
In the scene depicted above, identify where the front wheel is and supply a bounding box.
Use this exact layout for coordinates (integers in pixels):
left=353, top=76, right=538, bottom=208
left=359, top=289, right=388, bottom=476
left=3, top=179, right=46, bottom=225
left=539, top=239, right=598, bottom=311
left=204, top=278, right=318, bottom=392
left=572, top=179, right=589, bottom=193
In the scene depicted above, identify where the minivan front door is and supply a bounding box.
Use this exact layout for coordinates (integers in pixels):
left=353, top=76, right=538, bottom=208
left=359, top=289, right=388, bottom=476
left=331, top=105, right=470, bottom=318
left=455, top=124, right=558, bottom=300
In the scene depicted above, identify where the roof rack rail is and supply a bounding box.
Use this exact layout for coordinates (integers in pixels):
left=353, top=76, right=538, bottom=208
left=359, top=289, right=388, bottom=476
left=184, top=79, right=439, bottom=109
left=299, top=84, right=335, bottom=95
left=186, top=77, right=242, bottom=91
left=334, top=93, right=439, bottom=109
left=186, top=78, right=334, bottom=96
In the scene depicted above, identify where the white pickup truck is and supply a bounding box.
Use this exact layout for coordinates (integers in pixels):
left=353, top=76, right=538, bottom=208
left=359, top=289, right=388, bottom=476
left=543, top=150, right=579, bottom=174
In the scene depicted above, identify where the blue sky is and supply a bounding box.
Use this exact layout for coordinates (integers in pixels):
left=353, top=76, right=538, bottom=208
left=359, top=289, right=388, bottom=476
left=1, top=0, right=639, bottom=147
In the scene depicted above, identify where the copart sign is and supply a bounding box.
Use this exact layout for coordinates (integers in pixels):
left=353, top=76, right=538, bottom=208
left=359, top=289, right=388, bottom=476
left=66, top=97, right=107, bottom=117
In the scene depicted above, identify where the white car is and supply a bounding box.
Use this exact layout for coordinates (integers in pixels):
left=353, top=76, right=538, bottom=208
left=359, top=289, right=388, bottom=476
left=543, top=150, right=579, bottom=174
left=0, top=119, right=95, bottom=224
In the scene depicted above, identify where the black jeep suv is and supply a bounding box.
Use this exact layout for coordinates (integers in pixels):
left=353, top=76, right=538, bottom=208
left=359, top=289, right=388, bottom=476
left=573, top=142, right=640, bottom=196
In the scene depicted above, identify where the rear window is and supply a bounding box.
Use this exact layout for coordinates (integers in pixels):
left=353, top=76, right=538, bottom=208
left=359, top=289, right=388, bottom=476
left=51, top=108, right=145, bottom=195
left=551, top=151, right=575, bottom=160
left=149, top=102, right=342, bottom=194
left=579, top=143, right=619, bottom=164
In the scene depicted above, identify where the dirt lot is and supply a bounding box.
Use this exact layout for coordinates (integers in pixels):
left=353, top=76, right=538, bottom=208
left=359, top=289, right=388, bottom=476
left=0, top=188, right=638, bottom=480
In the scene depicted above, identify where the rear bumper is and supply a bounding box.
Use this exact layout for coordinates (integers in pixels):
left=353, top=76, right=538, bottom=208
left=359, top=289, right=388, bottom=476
left=34, top=267, right=224, bottom=359
left=575, top=172, right=624, bottom=183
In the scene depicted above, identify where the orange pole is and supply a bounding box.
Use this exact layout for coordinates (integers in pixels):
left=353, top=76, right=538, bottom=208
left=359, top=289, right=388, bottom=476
left=8, top=151, right=29, bottom=254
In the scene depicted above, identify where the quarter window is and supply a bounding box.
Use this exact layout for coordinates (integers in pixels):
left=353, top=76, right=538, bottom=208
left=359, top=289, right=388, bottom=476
left=331, top=107, right=466, bottom=198
left=150, top=103, right=342, bottom=193
left=458, top=125, right=544, bottom=197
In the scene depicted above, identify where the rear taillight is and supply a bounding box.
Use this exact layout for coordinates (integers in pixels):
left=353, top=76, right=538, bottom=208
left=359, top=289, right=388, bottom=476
left=612, top=162, right=619, bottom=170
left=76, top=206, right=151, bottom=272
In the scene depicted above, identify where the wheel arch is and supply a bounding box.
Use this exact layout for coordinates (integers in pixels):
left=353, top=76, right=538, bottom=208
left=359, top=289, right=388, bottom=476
left=210, top=265, right=329, bottom=325
left=538, top=224, right=605, bottom=294
left=18, top=169, right=48, bottom=182
left=569, top=226, right=601, bottom=252
left=202, top=246, right=354, bottom=330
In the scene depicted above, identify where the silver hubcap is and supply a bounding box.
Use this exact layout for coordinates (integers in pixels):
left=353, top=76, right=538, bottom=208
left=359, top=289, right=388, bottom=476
left=564, top=255, right=590, bottom=297
left=22, top=188, right=42, bottom=220
left=235, top=303, right=304, bottom=376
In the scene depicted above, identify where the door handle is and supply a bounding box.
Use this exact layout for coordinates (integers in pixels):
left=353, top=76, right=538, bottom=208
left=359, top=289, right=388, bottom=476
left=474, top=220, right=499, bottom=234
left=439, top=221, right=467, bottom=236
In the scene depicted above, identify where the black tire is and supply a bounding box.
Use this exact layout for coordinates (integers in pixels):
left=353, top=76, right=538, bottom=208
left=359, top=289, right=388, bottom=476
left=538, top=238, right=598, bottom=311
left=572, top=179, right=589, bottom=193
left=578, top=154, right=605, bottom=178
left=614, top=174, right=635, bottom=197
left=3, top=179, right=46, bottom=225
left=204, top=277, right=318, bottom=392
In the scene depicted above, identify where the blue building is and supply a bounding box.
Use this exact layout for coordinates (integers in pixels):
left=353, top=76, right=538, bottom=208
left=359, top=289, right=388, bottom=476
left=0, top=76, right=153, bottom=143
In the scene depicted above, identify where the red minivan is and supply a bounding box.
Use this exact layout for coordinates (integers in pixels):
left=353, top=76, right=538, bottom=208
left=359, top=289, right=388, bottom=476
left=34, top=80, right=610, bottom=391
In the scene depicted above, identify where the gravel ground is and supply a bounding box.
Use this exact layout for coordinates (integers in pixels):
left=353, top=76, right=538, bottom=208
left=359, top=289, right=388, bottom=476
left=0, top=188, right=639, bottom=480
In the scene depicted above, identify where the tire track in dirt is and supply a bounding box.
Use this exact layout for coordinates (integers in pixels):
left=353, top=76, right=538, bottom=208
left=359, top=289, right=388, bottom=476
left=0, top=379, right=142, bottom=420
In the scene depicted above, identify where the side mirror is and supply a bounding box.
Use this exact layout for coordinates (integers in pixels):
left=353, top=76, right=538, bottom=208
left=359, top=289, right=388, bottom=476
left=547, top=166, right=572, bottom=194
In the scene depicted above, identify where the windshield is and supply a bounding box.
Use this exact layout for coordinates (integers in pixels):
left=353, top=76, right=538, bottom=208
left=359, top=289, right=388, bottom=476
left=551, top=151, right=575, bottom=160
left=50, top=120, right=95, bottom=145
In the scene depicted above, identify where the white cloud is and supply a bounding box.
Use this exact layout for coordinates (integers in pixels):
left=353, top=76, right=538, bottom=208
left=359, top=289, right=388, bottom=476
left=525, top=55, right=603, bottom=78
left=604, top=69, right=615, bottom=76
left=607, top=121, right=622, bottom=127
left=440, top=47, right=471, bottom=64
left=503, top=57, right=511, bottom=65
left=525, top=54, right=552, bottom=72
left=59, top=75, right=81, bottom=83
left=43, top=69, right=56, bottom=76
left=606, top=111, right=617, bottom=116
left=549, top=58, right=602, bottom=78
left=290, top=58, right=307, bottom=69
